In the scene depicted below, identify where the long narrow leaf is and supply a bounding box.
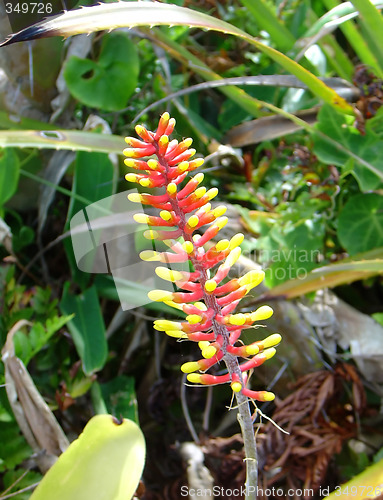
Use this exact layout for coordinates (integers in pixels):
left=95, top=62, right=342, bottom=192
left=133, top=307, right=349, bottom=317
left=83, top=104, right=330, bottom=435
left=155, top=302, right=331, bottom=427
left=0, top=1, right=353, bottom=114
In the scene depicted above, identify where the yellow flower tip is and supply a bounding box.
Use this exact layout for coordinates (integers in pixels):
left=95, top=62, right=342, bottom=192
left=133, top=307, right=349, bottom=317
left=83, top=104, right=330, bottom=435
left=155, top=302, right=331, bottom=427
left=163, top=300, right=185, bottom=311
left=262, top=391, right=276, bottom=402
left=161, top=111, right=170, bottom=122
left=143, top=229, right=159, bottom=240
left=231, top=381, right=242, bottom=393
left=134, top=124, right=145, bottom=136
left=125, top=173, right=137, bottom=182
left=139, top=250, right=160, bottom=261
left=139, top=178, right=151, bottom=187
left=153, top=320, right=181, bottom=331
left=245, top=345, right=260, bottom=356
left=155, top=267, right=185, bottom=282
left=216, top=239, right=230, bottom=252
left=186, top=314, right=202, bottom=325
left=212, top=206, right=227, bottom=218
left=251, top=305, right=274, bottom=321
left=123, top=158, right=135, bottom=167
left=239, top=270, right=265, bottom=288
left=192, top=234, right=201, bottom=243
left=226, top=247, right=241, bottom=267
left=160, top=210, right=172, bottom=221
left=178, top=161, right=189, bottom=172
left=159, top=135, right=169, bottom=147
left=123, top=149, right=138, bottom=158
left=133, top=213, right=150, bottom=224
left=187, top=215, right=199, bottom=228
left=201, top=345, right=217, bottom=359
left=168, top=117, right=176, bottom=128
left=216, top=217, right=228, bottom=230
left=124, top=137, right=134, bottom=146
left=127, top=193, right=142, bottom=203
left=193, top=302, right=207, bottom=311
left=148, top=289, right=173, bottom=302
left=263, top=334, right=282, bottom=348
left=187, top=373, right=203, bottom=384
left=204, top=280, right=217, bottom=293
left=194, top=187, right=207, bottom=199
left=194, top=172, right=204, bottom=184
left=207, top=187, right=219, bottom=201
left=263, top=347, right=277, bottom=360
left=167, top=183, right=177, bottom=195
left=229, top=313, right=246, bottom=326
left=147, top=159, right=159, bottom=170
left=181, top=361, right=201, bottom=374
left=194, top=158, right=204, bottom=168
left=182, top=241, right=194, bottom=254
left=165, top=330, right=188, bottom=339
left=229, top=233, right=244, bottom=249
left=183, top=138, right=193, bottom=148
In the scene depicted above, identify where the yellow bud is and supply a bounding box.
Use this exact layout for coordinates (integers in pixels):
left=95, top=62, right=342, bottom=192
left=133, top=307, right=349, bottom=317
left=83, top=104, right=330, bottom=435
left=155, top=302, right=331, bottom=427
left=194, top=187, right=207, bottom=199
left=123, top=150, right=138, bottom=158
left=159, top=135, right=169, bottom=147
left=263, top=334, right=282, bottom=348
left=250, top=305, right=273, bottom=321
left=216, top=239, right=230, bottom=252
left=262, top=392, right=276, bottom=401
left=139, top=178, right=150, bottom=187
left=187, top=373, right=202, bottom=384
left=143, top=230, right=159, bottom=239
left=245, top=345, right=260, bottom=356
left=127, top=193, right=142, bottom=203
left=186, top=314, right=202, bottom=324
left=207, top=188, right=219, bottom=201
left=194, top=172, right=204, bottom=184
left=155, top=267, right=185, bottom=282
left=193, top=302, right=207, bottom=311
left=192, top=234, right=202, bottom=243
left=225, top=247, right=241, bottom=267
left=147, top=159, right=159, bottom=170
left=133, top=213, right=150, bottom=224
left=148, top=289, right=173, bottom=302
left=165, top=330, right=188, bottom=339
left=139, top=250, right=160, bottom=261
left=204, top=280, right=217, bottom=293
left=263, top=347, right=276, bottom=360
left=183, top=138, right=193, bottom=148
left=238, top=270, right=265, bottom=288
left=201, top=345, right=217, bottom=359
left=212, top=206, right=227, bottom=218
left=135, top=124, right=145, bottom=136
left=167, top=183, right=177, bottom=195
left=160, top=210, right=172, bottom=221
left=187, top=215, right=199, bottom=228
left=163, top=300, right=185, bottom=311
left=216, top=217, right=228, bottom=230
left=182, top=241, right=194, bottom=254
left=229, top=313, right=246, bottom=326
left=161, top=111, right=170, bottom=121
left=229, top=233, right=244, bottom=250
left=125, top=173, right=137, bottom=183
left=231, top=381, right=242, bottom=393
left=178, top=161, right=189, bottom=172
left=153, top=320, right=182, bottom=331
left=124, top=158, right=135, bottom=167
left=201, top=203, right=211, bottom=213
left=181, top=361, right=200, bottom=374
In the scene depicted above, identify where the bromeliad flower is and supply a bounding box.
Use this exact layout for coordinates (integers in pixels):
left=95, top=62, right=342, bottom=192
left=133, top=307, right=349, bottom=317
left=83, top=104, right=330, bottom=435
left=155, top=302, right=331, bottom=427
left=124, top=112, right=281, bottom=403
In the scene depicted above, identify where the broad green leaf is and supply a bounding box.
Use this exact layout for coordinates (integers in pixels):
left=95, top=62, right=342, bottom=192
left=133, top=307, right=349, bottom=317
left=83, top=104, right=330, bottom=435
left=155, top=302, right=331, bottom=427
left=0, top=148, right=20, bottom=206
left=63, top=32, right=139, bottom=111
left=30, top=414, right=145, bottom=500
left=337, top=193, right=383, bottom=255
left=0, top=2, right=353, bottom=114
left=313, top=105, right=383, bottom=190
left=0, top=129, right=126, bottom=154
left=60, top=284, right=108, bottom=375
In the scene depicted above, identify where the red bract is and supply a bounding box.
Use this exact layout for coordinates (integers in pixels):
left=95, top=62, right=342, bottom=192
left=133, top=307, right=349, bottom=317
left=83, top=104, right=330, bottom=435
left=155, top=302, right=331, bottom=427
left=125, top=112, right=281, bottom=402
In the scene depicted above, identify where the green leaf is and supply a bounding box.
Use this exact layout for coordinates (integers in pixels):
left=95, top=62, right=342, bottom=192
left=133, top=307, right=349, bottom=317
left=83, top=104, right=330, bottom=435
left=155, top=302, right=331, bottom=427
left=60, top=284, right=108, bottom=375
left=313, top=105, right=383, bottom=190
left=0, top=148, right=20, bottom=206
left=63, top=32, right=139, bottom=111
left=99, top=376, right=138, bottom=423
left=29, top=414, right=145, bottom=500
left=338, top=193, right=383, bottom=254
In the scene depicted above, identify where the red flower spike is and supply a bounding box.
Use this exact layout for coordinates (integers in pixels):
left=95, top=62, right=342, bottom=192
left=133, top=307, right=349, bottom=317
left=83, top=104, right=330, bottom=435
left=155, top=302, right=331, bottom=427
left=125, top=113, right=281, bottom=401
